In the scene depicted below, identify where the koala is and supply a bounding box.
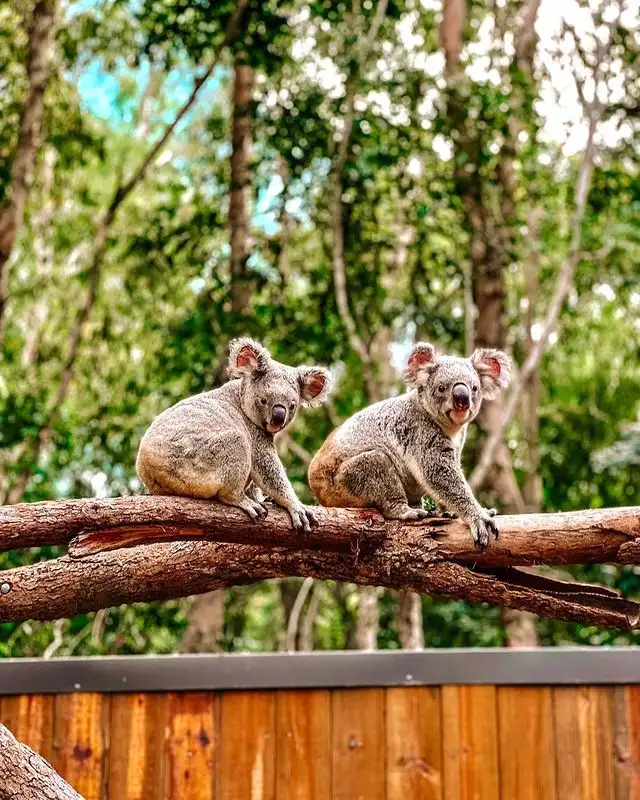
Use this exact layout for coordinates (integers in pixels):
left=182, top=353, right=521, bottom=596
left=308, top=343, right=511, bottom=548
left=137, top=338, right=332, bottom=533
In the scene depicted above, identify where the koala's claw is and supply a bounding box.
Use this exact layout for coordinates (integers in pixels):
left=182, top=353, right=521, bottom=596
left=469, top=512, right=500, bottom=550
left=487, top=507, right=498, bottom=517
left=289, top=505, right=316, bottom=535
left=240, top=497, right=268, bottom=521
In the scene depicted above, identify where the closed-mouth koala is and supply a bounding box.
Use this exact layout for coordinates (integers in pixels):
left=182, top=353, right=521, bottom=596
left=308, top=342, right=511, bottom=548
left=137, top=338, right=332, bottom=532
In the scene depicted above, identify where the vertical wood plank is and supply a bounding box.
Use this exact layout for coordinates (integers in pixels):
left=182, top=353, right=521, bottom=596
left=332, top=688, right=385, bottom=800
left=52, top=693, right=109, bottom=800
left=386, top=686, right=442, bottom=800
left=0, top=694, right=55, bottom=761
left=164, top=692, right=216, bottom=800
left=219, top=690, right=275, bottom=800
left=553, top=686, right=615, bottom=800
left=442, top=685, right=500, bottom=800
left=499, top=686, right=557, bottom=800
left=276, top=689, right=330, bottom=800
left=625, top=686, right=640, bottom=800
left=109, top=693, right=167, bottom=800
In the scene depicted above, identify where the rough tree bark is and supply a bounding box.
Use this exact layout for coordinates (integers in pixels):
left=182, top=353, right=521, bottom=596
left=0, top=0, right=58, bottom=343
left=0, top=498, right=638, bottom=628
left=0, top=724, right=83, bottom=800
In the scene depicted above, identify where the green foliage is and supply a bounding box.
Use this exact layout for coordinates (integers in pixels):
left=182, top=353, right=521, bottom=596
left=0, top=0, right=638, bottom=656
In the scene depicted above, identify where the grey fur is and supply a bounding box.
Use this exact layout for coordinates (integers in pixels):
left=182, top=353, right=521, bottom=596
left=137, top=338, right=332, bottom=533
left=308, top=342, right=511, bottom=548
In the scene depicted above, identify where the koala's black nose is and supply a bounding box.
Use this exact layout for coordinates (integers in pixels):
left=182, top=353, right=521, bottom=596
left=452, top=383, right=470, bottom=410
left=270, top=404, right=287, bottom=428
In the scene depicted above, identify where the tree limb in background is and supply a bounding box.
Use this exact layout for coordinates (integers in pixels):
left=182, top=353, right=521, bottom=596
left=330, top=0, right=389, bottom=404
left=469, top=3, right=620, bottom=492
left=2, top=2, right=249, bottom=505
left=0, top=498, right=638, bottom=628
left=0, top=724, right=84, bottom=800
left=469, top=99, right=601, bottom=492
left=0, top=0, right=58, bottom=343
left=230, top=61, right=255, bottom=314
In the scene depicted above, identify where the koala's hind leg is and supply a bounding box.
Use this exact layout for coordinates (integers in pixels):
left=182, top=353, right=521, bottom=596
left=336, top=450, right=429, bottom=521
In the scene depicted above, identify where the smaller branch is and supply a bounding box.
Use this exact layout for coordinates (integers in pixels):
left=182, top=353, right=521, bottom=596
left=42, top=618, right=65, bottom=659
left=299, top=581, right=323, bottom=651
left=331, top=0, right=389, bottom=403
left=285, top=577, right=314, bottom=651
left=0, top=724, right=84, bottom=800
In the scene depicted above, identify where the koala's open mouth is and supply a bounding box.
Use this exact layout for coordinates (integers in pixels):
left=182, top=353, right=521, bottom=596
left=266, top=422, right=286, bottom=434
left=449, top=409, right=469, bottom=424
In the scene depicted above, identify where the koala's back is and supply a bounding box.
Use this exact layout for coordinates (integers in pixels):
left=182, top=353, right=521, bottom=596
left=136, top=382, right=250, bottom=495
left=309, top=394, right=424, bottom=503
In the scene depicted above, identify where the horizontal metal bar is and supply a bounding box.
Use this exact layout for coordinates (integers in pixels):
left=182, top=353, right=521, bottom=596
left=0, top=649, right=638, bottom=694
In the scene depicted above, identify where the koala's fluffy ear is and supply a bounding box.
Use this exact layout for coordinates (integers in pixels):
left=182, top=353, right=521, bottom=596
left=404, top=342, right=438, bottom=388
left=469, top=348, right=511, bottom=399
left=228, top=338, right=271, bottom=378
left=298, top=366, right=332, bottom=406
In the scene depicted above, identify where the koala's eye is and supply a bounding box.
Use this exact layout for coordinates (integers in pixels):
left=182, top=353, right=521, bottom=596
left=260, top=398, right=267, bottom=406
left=472, top=385, right=479, bottom=393
left=289, top=402, right=295, bottom=411
left=437, top=384, right=446, bottom=393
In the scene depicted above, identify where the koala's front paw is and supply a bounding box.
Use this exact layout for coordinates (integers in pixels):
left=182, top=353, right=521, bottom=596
left=386, top=504, right=430, bottom=521
left=469, top=511, right=500, bottom=550
left=240, top=496, right=268, bottom=521
left=288, top=504, right=318, bottom=535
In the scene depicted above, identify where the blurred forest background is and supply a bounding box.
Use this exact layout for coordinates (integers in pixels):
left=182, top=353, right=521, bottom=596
left=0, top=0, right=638, bottom=657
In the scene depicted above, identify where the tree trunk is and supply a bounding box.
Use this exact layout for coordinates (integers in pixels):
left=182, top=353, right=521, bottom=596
left=0, top=0, right=57, bottom=342
left=0, top=724, right=84, bottom=800
left=398, top=591, right=424, bottom=649
left=181, top=589, right=226, bottom=652
left=1, top=498, right=639, bottom=628
left=355, top=586, right=382, bottom=650
left=229, top=62, right=255, bottom=314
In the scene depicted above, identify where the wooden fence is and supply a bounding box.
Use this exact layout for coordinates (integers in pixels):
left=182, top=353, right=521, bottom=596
left=0, top=650, right=639, bottom=799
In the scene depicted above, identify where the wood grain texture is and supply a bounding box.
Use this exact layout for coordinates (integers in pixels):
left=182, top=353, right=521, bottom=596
left=332, top=688, right=385, bottom=800
left=625, top=686, right=640, bottom=800
left=499, top=686, right=557, bottom=800
left=164, top=692, right=216, bottom=800
left=0, top=694, right=55, bottom=761
left=52, top=693, right=109, bottom=800
left=386, top=686, right=442, bottom=800
left=109, top=693, right=167, bottom=800
left=553, top=686, right=614, bottom=800
left=275, top=689, right=330, bottom=800
left=442, top=685, right=500, bottom=800
left=219, top=690, right=275, bottom=800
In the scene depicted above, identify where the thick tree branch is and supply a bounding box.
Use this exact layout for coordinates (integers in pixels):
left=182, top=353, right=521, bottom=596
left=0, top=498, right=638, bottom=628
left=0, top=724, right=83, bottom=800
